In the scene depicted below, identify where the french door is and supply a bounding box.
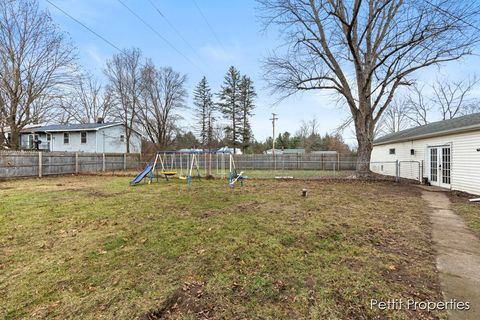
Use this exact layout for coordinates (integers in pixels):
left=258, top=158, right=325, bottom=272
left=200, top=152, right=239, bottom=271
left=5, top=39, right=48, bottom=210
left=428, top=146, right=451, bottom=188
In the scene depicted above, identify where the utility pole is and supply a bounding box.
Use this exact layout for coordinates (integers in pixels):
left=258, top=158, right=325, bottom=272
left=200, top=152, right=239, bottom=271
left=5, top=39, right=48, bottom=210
left=270, top=113, right=278, bottom=170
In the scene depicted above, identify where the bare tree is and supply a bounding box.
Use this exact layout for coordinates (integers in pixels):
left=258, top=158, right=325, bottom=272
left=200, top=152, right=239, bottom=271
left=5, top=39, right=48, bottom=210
left=432, top=77, right=479, bottom=120
left=296, top=118, right=321, bottom=152
left=104, top=48, right=143, bottom=153
left=138, top=61, right=187, bottom=149
left=0, top=109, right=6, bottom=148
left=403, top=77, right=479, bottom=125
left=378, top=98, right=411, bottom=134
left=0, top=0, right=77, bottom=149
left=258, top=0, right=480, bottom=175
left=60, top=74, right=112, bottom=124
left=404, top=84, right=431, bottom=126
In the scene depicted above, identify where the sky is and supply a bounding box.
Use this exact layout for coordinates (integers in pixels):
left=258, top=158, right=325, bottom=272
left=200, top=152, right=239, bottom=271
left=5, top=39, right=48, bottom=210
left=38, top=0, right=480, bottom=146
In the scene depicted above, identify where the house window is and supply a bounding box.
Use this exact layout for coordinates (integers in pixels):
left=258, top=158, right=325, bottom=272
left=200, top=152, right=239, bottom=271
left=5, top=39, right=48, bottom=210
left=410, top=149, right=415, bottom=156
left=120, top=135, right=125, bottom=142
left=46, top=134, right=51, bottom=141
left=389, top=148, right=395, bottom=155
left=63, top=133, right=69, bottom=144
left=81, top=132, right=87, bottom=144
left=28, top=134, right=39, bottom=148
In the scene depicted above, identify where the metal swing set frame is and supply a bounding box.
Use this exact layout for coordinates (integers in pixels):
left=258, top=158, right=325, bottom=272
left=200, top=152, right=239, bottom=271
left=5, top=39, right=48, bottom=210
left=131, top=150, right=246, bottom=187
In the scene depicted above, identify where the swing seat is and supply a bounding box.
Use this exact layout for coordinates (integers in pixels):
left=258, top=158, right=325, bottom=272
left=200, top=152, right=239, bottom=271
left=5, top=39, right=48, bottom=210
left=162, top=171, right=177, bottom=176
left=178, top=176, right=187, bottom=180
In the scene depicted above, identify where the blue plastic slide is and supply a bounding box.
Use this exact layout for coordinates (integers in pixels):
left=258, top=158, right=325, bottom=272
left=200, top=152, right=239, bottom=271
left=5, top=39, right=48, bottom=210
left=130, top=164, right=153, bottom=185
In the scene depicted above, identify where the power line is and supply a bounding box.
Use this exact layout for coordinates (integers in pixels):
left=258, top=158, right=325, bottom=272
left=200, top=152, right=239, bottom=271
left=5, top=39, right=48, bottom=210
left=147, top=0, right=203, bottom=61
left=45, top=0, right=123, bottom=53
left=117, top=0, right=200, bottom=71
left=191, top=0, right=226, bottom=52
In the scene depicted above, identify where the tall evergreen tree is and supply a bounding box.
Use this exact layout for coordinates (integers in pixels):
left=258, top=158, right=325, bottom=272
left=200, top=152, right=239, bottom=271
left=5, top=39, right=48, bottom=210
left=193, top=76, right=215, bottom=149
left=239, top=75, right=256, bottom=153
left=217, top=66, right=242, bottom=153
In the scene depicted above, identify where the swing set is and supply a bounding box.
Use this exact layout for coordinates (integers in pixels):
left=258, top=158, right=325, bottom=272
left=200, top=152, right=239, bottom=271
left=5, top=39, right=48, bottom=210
left=130, top=151, right=247, bottom=187
left=149, top=151, right=201, bottom=185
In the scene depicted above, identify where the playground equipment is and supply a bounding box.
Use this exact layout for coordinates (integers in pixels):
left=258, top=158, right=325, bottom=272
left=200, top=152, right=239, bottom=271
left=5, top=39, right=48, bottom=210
left=130, top=151, right=246, bottom=187
left=229, top=154, right=247, bottom=187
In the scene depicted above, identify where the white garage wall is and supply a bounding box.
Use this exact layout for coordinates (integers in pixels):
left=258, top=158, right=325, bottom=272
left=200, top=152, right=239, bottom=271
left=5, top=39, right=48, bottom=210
left=371, top=130, right=480, bottom=195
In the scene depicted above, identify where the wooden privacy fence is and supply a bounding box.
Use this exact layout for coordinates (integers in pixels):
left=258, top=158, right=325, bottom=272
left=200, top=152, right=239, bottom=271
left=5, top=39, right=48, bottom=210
left=0, top=151, right=141, bottom=178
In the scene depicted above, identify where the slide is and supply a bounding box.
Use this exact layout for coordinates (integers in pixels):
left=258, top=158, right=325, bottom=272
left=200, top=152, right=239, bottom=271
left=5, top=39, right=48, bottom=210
left=130, top=164, right=153, bottom=185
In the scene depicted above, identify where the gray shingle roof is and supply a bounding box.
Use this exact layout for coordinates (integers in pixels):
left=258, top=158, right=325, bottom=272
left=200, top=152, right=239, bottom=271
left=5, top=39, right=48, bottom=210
left=21, top=122, right=121, bottom=132
left=374, top=113, right=480, bottom=145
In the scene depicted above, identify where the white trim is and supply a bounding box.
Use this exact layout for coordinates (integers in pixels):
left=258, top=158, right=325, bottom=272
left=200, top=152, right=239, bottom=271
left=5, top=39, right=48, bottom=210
left=427, top=144, right=452, bottom=189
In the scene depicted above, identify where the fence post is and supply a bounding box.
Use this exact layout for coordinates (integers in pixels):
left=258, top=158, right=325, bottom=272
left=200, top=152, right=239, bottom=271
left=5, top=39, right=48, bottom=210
left=38, top=151, right=42, bottom=178
left=123, top=153, right=127, bottom=170
left=75, top=152, right=79, bottom=173
left=102, top=153, right=106, bottom=172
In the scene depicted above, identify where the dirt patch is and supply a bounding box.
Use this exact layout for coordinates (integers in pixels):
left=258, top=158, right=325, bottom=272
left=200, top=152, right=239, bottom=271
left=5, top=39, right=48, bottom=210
left=143, top=281, right=216, bottom=320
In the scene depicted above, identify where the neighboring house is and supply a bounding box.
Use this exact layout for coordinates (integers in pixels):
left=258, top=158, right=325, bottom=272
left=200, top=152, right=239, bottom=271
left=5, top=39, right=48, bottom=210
left=311, top=151, right=338, bottom=155
left=215, top=146, right=243, bottom=155
left=177, top=148, right=205, bottom=154
left=264, top=148, right=306, bottom=155
left=15, top=122, right=142, bottom=153
left=371, top=113, right=480, bottom=195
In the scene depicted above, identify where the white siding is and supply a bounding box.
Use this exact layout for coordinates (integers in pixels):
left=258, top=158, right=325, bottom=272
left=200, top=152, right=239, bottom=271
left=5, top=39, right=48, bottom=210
left=96, top=126, right=141, bottom=154
left=19, top=124, right=142, bottom=153
left=372, top=130, right=480, bottom=195
left=50, top=131, right=97, bottom=152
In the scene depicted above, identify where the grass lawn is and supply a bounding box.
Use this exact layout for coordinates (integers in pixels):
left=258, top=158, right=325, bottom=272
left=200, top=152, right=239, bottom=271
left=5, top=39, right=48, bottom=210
left=0, top=176, right=444, bottom=319
left=449, top=192, right=480, bottom=238
left=236, top=170, right=354, bottom=179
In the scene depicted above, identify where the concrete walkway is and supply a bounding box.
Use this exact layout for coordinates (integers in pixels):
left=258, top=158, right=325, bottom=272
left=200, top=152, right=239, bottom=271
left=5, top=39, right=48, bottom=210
left=421, top=191, right=480, bottom=320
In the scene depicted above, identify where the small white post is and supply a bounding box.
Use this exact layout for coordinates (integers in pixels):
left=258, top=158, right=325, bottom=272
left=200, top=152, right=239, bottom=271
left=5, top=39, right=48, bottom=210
left=75, top=152, right=79, bottom=173
left=38, top=151, right=43, bottom=178
left=209, top=153, right=212, bottom=175
left=102, top=153, right=106, bottom=172
left=123, top=153, right=127, bottom=170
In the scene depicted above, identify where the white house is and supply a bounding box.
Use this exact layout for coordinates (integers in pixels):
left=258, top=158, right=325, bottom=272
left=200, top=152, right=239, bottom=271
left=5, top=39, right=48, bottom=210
left=16, top=122, right=142, bottom=153
left=371, top=113, right=480, bottom=195
left=215, top=146, right=243, bottom=155
left=264, top=148, right=306, bottom=155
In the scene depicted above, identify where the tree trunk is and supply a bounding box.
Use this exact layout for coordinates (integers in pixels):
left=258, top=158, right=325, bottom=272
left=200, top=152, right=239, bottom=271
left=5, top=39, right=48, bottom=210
left=9, top=126, right=20, bottom=149
left=356, top=135, right=373, bottom=176
left=354, top=114, right=374, bottom=177
left=0, top=130, right=5, bottom=149
left=125, top=125, right=131, bottom=154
